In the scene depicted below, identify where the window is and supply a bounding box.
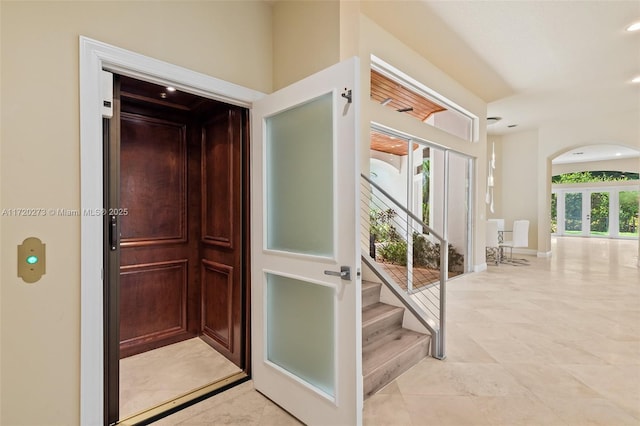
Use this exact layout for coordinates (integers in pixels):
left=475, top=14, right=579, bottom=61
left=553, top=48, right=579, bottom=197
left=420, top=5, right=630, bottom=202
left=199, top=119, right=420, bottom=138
left=370, top=55, right=477, bottom=142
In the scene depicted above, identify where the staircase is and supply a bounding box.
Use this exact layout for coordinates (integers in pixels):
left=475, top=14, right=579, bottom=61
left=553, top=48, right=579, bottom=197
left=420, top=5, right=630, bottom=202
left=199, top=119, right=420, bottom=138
left=362, top=280, right=431, bottom=398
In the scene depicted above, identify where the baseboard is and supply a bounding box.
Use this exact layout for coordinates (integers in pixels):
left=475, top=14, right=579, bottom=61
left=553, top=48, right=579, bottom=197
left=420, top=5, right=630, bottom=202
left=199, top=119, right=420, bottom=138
left=537, top=250, right=552, bottom=258
left=474, top=263, right=488, bottom=272
left=512, top=248, right=537, bottom=256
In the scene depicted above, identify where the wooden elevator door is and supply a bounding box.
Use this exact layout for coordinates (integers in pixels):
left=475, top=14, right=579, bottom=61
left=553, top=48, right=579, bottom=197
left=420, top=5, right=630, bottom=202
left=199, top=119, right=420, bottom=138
left=117, top=76, right=247, bottom=366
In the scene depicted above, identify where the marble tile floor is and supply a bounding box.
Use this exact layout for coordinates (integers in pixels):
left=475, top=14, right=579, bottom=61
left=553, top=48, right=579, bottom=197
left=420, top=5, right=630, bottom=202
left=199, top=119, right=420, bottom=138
left=154, top=237, right=639, bottom=425
left=120, top=337, right=241, bottom=419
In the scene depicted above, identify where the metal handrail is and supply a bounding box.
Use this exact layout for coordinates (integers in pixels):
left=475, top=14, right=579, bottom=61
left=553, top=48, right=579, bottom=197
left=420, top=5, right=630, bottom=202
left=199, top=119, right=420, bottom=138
left=361, top=173, right=447, bottom=359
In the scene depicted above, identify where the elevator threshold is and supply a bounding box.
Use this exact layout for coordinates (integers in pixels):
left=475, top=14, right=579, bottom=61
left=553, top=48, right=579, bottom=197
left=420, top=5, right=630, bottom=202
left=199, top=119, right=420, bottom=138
left=117, top=371, right=249, bottom=426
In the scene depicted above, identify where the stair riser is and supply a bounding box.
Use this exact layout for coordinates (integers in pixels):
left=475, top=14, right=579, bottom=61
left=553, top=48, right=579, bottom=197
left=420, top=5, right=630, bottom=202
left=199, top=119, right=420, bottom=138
left=364, top=338, right=430, bottom=398
left=362, top=284, right=382, bottom=308
left=362, top=309, right=403, bottom=345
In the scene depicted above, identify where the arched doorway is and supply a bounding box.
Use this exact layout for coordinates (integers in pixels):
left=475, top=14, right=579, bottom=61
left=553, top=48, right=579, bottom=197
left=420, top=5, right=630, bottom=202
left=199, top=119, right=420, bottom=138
left=550, top=144, right=639, bottom=240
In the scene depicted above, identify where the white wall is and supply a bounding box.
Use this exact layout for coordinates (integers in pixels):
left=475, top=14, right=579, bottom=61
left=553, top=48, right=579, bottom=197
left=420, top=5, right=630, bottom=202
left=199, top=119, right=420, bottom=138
left=272, top=0, right=340, bottom=90
left=370, top=156, right=406, bottom=205
left=552, top=157, right=639, bottom=175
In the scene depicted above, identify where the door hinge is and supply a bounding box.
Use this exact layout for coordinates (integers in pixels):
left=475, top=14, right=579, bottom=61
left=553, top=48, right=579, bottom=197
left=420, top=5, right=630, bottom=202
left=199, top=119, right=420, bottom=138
left=341, top=88, right=352, bottom=104
left=102, top=70, right=113, bottom=118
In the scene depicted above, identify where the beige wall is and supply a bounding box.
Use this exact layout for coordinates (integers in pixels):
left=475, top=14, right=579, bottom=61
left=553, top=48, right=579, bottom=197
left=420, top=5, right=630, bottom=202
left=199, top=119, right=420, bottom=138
left=357, top=15, right=488, bottom=269
left=537, top=110, right=640, bottom=254
left=495, top=130, right=540, bottom=252
left=272, top=0, right=340, bottom=90
left=0, top=0, right=514, bottom=422
left=494, top=109, right=640, bottom=256
left=0, top=2, right=272, bottom=424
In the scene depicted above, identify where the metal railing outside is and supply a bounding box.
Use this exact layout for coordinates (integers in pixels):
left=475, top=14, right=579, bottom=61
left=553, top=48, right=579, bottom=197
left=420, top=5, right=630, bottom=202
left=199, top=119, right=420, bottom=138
left=360, top=173, right=447, bottom=359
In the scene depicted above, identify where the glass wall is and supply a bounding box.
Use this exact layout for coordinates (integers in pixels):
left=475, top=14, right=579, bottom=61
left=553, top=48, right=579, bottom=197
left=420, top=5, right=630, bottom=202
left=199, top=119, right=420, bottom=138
left=550, top=193, right=557, bottom=233
left=368, top=128, right=472, bottom=275
left=564, top=192, right=583, bottom=234
left=619, top=191, right=639, bottom=237
left=589, top=192, right=609, bottom=236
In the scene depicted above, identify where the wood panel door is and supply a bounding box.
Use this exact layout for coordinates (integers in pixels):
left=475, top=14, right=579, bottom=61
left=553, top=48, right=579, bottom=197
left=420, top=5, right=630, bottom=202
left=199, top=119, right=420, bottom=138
left=199, top=108, right=246, bottom=365
left=118, top=104, right=201, bottom=358
left=112, top=76, right=249, bottom=362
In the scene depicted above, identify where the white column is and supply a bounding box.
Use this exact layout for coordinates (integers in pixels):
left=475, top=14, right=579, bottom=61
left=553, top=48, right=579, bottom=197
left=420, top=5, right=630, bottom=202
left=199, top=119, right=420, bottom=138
left=557, top=191, right=565, bottom=235
left=610, top=189, right=620, bottom=238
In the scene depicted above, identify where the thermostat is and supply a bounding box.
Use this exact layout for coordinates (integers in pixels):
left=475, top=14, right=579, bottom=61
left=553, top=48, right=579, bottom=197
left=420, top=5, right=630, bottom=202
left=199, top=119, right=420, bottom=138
left=18, top=237, right=46, bottom=283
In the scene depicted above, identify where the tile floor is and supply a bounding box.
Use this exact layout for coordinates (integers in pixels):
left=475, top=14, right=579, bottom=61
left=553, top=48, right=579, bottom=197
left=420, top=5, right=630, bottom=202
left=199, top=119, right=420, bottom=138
left=120, top=337, right=241, bottom=418
left=154, top=237, right=639, bottom=425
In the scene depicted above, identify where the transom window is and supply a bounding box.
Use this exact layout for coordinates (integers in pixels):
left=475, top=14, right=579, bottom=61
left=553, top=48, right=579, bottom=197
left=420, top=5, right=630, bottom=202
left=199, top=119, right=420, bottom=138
left=370, top=55, right=477, bottom=142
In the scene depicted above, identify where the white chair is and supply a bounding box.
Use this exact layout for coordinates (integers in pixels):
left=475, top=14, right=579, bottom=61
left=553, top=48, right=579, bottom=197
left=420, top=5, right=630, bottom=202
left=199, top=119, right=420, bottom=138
left=500, top=220, right=529, bottom=262
left=485, top=220, right=500, bottom=265
left=488, top=218, right=506, bottom=242
left=488, top=218, right=505, bottom=231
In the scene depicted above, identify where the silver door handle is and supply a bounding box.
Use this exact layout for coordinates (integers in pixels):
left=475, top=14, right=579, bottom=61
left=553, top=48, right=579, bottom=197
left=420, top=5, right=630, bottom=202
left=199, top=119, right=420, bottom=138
left=324, top=266, right=351, bottom=281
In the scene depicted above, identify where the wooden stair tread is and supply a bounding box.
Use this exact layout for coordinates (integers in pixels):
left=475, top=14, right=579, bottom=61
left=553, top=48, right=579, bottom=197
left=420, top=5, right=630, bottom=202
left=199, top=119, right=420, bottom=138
left=362, top=280, right=381, bottom=291
left=362, top=281, right=382, bottom=308
left=362, top=302, right=404, bottom=326
left=362, top=327, right=430, bottom=376
left=360, top=279, right=431, bottom=398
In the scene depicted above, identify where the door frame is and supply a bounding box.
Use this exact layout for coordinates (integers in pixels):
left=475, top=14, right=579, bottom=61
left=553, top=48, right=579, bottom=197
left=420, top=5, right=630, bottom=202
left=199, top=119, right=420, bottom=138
left=79, top=37, right=264, bottom=425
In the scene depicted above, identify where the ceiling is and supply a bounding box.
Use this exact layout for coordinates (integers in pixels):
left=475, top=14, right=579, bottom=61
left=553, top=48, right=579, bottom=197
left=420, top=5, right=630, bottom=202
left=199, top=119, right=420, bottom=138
left=370, top=70, right=445, bottom=121
left=553, top=144, right=640, bottom=164
left=411, top=1, right=640, bottom=163
left=423, top=1, right=639, bottom=131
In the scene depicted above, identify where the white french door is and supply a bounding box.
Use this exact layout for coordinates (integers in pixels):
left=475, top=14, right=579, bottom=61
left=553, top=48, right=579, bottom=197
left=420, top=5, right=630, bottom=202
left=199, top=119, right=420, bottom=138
left=558, top=190, right=610, bottom=236
left=553, top=187, right=639, bottom=239
left=250, top=58, right=362, bottom=425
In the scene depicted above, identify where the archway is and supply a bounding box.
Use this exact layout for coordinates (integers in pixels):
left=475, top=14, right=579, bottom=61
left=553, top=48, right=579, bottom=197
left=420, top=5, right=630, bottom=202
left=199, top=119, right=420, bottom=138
left=548, top=143, right=639, bottom=250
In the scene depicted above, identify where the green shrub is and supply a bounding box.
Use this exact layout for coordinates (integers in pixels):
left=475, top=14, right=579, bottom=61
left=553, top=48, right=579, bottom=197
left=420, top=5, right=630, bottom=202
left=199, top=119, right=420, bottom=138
left=378, top=240, right=408, bottom=265
left=370, top=208, right=465, bottom=272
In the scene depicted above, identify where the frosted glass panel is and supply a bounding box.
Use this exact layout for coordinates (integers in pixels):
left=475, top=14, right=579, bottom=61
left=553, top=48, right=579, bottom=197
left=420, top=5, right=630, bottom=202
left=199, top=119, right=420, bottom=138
left=266, top=273, right=335, bottom=396
left=266, top=93, right=333, bottom=256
